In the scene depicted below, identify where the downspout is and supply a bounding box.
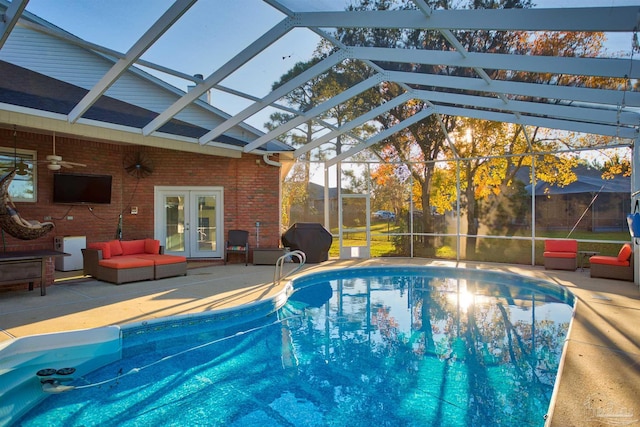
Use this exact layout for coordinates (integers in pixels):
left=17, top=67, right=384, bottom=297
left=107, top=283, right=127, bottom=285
left=263, top=154, right=281, bottom=167
left=262, top=153, right=282, bottom=250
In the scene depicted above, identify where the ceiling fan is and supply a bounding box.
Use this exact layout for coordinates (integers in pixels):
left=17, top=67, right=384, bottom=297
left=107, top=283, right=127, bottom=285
left=43, top=132, right=87, bottom=171
left=124, top=152, right=154, bottom=178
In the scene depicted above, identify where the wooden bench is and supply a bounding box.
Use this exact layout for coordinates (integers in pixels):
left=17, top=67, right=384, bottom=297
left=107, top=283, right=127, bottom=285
left=0, top=251, right=67, bottom=295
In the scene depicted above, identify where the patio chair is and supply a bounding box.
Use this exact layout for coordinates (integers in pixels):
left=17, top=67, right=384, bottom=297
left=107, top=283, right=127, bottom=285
left=589, top=243, right=634, bottom=281
left=224, top=229, right=249, bottom=266
left=543, top=239, right=578, bottom=271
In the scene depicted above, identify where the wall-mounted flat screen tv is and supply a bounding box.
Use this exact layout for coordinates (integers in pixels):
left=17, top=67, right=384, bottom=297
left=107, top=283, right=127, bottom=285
left=53, top=173, right=112, bottom=205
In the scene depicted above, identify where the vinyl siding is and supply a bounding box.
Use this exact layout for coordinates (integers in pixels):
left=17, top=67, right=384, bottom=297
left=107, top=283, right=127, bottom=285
left=1, top=26, right=254, bottom=138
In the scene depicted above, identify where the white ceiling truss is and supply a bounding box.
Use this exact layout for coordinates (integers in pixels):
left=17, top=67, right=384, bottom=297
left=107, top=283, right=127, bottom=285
left=0, top=0, right=639, bottom=162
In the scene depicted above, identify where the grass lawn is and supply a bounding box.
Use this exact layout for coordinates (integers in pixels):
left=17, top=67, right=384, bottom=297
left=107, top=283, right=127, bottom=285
left=327, top=221, right=630, bottom=264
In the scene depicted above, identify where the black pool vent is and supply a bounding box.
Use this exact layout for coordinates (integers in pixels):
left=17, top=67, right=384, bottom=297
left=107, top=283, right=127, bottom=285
left=56, top=367, right=76, bottom=376
left=36, top=368, right=57, bottom=377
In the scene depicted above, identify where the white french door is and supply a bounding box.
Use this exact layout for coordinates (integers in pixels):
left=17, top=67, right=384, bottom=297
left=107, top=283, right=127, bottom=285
left=155, top=187, right=223, bottom=258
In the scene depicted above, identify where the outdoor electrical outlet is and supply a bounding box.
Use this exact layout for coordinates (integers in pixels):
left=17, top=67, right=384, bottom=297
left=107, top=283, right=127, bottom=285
left=66, top=216, right=73, bottom=220
left=256, top=221, right=260, bottom=227
left=44, top=216, right=52, bottom=220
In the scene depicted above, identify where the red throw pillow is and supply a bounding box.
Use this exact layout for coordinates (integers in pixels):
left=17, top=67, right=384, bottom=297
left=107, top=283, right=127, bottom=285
left=617, top=243, right=632, bottom=261
left=88, top=242, right=111, bottom=259
left=121, top=239, right=146, bottom=255
left=109, top=239, right=124, bottom=257
left=144, top=238, right=160, bottom=254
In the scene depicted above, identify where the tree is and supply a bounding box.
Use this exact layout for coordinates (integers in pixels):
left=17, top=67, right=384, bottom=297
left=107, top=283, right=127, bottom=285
left=335, top=0, right=533, bottom=256
left=370, top=157, right=407, bottom=217
left=273, top=0, right=620, bottom=258
left=268, top=56, right=378, bottom=228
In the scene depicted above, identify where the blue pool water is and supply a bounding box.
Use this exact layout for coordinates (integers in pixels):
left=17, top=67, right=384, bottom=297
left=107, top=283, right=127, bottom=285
left=17, top=266, right=574, bottom=426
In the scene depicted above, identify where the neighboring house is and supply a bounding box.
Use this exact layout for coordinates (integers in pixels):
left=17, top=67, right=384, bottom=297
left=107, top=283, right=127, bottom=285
left=0, top=4, right=293, bottom=273
left=306, top=182, right=339, bottom=216
left=523, top=165, right=631, bottom=232
left=288, top=183, right=339, bottom=227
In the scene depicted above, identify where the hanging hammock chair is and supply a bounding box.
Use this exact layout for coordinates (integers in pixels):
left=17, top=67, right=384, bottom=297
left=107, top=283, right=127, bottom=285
left=0, top=170, right=55, bottom=240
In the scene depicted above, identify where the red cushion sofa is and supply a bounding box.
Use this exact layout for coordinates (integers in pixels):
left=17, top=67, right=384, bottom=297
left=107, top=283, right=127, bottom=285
left=82, top=239, right=187, bottom=284
left=589, top=243, right=634, bottom=282
left=543, top=239, right=578, bottom=271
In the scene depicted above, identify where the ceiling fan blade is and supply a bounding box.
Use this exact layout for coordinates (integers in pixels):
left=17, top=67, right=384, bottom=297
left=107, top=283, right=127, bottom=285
left=61, top=161, right=87, bottom=167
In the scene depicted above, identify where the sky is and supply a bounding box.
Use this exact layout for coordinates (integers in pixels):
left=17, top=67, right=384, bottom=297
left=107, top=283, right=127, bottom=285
left=15, top=0, right=640, bottom=147
left=18, top=0, right=638, bottom=187
left=22, top=0, right=640, bottom=132
left=24, top=0, right=325, bottom=129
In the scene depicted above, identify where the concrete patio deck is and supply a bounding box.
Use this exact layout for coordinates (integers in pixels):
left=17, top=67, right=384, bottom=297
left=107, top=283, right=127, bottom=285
left=1, top=258, right=639, bottom=427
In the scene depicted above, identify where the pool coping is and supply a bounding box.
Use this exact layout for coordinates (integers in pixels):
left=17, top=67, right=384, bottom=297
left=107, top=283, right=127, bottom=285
left=0, top=258, right=639, bottom=427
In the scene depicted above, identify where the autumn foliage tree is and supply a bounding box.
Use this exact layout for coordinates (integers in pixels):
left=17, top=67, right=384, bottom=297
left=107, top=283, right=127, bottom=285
left=341, top=0, right=616, bottom=257
left=273, top=0, right=625, bottom=258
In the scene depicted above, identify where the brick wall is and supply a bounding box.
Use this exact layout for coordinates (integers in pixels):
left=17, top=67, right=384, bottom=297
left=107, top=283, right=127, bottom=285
left=0, top=128, right=281, bottom=285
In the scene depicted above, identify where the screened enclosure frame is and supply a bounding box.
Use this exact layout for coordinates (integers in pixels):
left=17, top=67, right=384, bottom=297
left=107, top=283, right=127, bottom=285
left=1, top=0, right=640, bottom=282
left=298, top=144, right=635, bottom=266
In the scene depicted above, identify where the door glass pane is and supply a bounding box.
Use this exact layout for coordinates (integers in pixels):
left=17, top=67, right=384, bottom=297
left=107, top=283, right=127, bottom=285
left=197, top=195, right=217, bottom=252
left=165, top=196, right=185, bottom=251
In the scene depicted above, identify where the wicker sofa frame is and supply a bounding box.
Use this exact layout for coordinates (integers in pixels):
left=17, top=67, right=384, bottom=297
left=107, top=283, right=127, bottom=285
left=589, top=244, right=634, bottom=282
left=590, top=259, right=634, bottom=281
left=154, top=261, right=188, bottom=280
left=543, top=239, right=578, bottom=271
left=82, top=242, right=187, bottom=285
left=95, top=261, right=155, bottom=285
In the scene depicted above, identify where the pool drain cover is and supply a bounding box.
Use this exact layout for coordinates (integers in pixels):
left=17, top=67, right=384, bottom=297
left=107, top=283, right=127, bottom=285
left=56, top=367, right=76, bottom=375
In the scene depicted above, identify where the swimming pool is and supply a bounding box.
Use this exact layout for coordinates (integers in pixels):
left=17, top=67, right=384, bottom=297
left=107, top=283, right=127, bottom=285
left=14, top=266, right=574, bottom=426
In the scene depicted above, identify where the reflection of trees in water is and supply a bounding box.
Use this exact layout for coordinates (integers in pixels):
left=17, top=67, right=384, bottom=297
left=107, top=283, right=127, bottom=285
left=284, top=274, right=571, bottom=425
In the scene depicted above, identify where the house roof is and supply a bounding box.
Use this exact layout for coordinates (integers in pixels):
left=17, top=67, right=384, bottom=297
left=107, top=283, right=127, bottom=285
left=524, top=165, right=630, bottom=195
left=0, top=60, right=289, bottom=152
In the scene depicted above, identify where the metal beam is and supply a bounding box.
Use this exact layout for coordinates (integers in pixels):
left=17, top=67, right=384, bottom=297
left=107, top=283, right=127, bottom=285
left=410, top=89, right=639, bottom=126
left=243, top=74, right=383, bottom=152
left=0, top=0, right=28, bottom=49
left=293, top=7, right=640, bottom=32
left=142, top=17, right=293, bottom=136
left=326, top=107, right=435, bottom=166
left=295, top=93, right=413, bottom=158
left=200, top=51, right=347, bottom=144
left=411, top=0, right=513, bottom=114
left=2, top=2, right=638, bottom=161
left=68, top=0, right=196, bottom=123
left=387, top=71, right=640, bottom=108
left=351, top=47, right=640, bottom=79
left=436, top=105, right=638, bottom=139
